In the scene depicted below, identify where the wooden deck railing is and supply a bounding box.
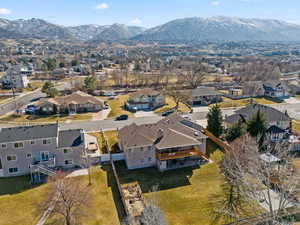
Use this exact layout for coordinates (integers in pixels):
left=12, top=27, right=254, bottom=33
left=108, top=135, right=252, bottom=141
left=156, top=148, right=208, bottom=161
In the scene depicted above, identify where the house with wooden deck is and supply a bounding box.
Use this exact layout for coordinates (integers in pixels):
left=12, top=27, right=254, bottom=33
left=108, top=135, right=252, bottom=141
left=118, top=114, right=208, bottom=171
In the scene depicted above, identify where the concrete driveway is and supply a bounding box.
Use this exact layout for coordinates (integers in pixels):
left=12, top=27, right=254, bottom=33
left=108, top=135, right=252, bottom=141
left=285, top=97, right=300, bottom=104
left=134, top=110, right=156, bottom=117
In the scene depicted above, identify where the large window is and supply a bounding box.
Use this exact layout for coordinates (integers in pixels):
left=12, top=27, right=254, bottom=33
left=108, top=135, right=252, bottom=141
left=7, top=155, right=17, bottom=161
left=8, top=167, right=18, bottom=173
left=14, top=142, right=24, bottom=149
left=63, top=149, right=72, bottom=154
left=64, top=160, right=73, bottom=165
left=1, top=144, right=7, bottom=148
left=43, top=139, right=52, bottom=145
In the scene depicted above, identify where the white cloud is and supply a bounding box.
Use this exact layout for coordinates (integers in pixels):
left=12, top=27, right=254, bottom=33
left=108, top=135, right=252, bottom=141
left=211, top=1, right=220, bottom=6
left=94, top=3, right=109, bottom=10
left=131, top=18, right=142, bottom=25
left=0, top=8, right=11, bottom=15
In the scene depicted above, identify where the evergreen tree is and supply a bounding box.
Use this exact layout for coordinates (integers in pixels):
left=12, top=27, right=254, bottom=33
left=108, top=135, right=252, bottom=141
left=42, top=82, right=58, bottom=97
left=207, top=104, right=223, bottom=137
left=247, top=110, right=266, bottom=137
left=225, top=121, right=246, bottom=142
left=84, top=76, right=97, bottom=91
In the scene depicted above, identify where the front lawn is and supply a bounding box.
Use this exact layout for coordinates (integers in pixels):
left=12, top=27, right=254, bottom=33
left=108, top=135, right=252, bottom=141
left=0, top=167, right=120, bottom=225
left=211, top=97, right=278, bottom=108
left=0, top=113, right=93, bottom=123
left=292, top=120, right=300, bottom=135
left=106, top=94, right=134, bottom=119
left=154, top=96, right=190, bottom=114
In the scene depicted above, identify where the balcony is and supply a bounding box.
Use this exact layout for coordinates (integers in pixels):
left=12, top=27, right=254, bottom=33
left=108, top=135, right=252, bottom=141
left=32, top=153, right=56, bottom=167
left=156, top=148, right=208, bottom=161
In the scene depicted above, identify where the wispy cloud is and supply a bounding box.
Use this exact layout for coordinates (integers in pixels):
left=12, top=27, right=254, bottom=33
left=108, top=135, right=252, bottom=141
left=131, top=18, right=142, bottom=25
left=94, top=3, right=109, bottom=10
left=211, top=1, right=221, bottom=6
left=0, top=8, right=11, bottom=15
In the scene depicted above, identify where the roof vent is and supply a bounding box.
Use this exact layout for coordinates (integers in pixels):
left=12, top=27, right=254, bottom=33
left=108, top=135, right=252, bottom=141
left=194, top=131, right=199, bottom=136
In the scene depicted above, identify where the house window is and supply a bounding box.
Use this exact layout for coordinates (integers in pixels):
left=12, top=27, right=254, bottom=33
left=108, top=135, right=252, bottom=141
left=148, top=157, right=152, bottom=162
left=30, top=140, right=35, bottom=145
left=43, top=139, right=52, bottom=145
left=64, top=160, right=73, bottom=165
left=7, top=155, right=17, bottom=161
left=26, top=153, right=32, bottom=158
left=14, top=142, right=24, bottom=149
left=1, top=144, right=7, bottom=148
left=140, top=159, right=144, bottom=163
left=141, top=147, right=144, bottom=151
left=63, top=149, right=72, bottom=154
left=8, top=167, right=18, bottom=173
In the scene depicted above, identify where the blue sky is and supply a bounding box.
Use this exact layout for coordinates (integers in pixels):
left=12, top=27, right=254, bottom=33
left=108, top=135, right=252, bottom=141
left=0, top=0, right=300, bottom=27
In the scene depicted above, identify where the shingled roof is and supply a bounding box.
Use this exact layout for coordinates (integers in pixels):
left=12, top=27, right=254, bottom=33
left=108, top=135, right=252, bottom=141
left=119, top=114, right=206, bottom=150
left=0, top=124, right=58, bottom=143
left=225, top=104, right=290, bottom=125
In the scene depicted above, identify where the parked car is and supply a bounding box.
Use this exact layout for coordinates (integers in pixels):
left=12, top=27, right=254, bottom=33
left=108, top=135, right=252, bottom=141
left=25, top=105, right=36, bottom=114
left=162, top=110, right=174, bottom=117
left=115, top=114, right=128, bottom=121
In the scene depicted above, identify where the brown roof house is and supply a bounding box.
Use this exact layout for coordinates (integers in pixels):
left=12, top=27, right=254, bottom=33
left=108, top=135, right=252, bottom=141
left=37, top=91, right=105, bottom=114
left=126, top=88, right=165, bottom=111
left=118, top=114, right=208, bottom=171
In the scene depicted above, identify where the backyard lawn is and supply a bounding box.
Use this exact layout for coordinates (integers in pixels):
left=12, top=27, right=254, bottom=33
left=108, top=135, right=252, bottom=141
left=154, top=96, right=191, bottom=114
left=106, top=94, right=134, bottom=119
left=0, top=167, right=119, bottom=225
left=89, top=130, right=119, bottom=153
left=116, top=141, right=256, bottom=225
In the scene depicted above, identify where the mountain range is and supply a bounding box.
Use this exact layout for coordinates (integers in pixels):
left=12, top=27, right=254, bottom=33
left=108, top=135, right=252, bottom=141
left=1, top=16, right=300, bottom=43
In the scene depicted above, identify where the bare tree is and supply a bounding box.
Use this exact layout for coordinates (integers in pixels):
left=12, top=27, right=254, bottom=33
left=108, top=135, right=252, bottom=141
left=179, top=63, right=208, bottom=88
left=46, top=172, right=92, bottom=225
left=219, top=135, right=300, bottom=224
left=165, top=86, right=190, bottom=110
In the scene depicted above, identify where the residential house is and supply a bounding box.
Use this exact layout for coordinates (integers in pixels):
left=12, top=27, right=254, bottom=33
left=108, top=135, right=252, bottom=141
left=37, top=91, right=105, bottom=114
left=0, top=124, right=99, bottom=177
left=263, top=81, right=290, bottom=99
left=225, top=104, right=291, bottom=142
left=182, top=87, right=222, bottom=106
left=118, top=114, right=208, bottom=171
left=1, top=65, right=29, bottom=89
left=126, top=88, right=165, bottom=111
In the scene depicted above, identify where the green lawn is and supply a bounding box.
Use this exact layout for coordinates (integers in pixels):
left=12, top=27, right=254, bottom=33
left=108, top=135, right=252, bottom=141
left=115, top=141, right=233, bottom=225
left=154, top=96, right=191, bottom=114
left=106, top=95, right=134, bottom=119
left=0, top=168, right=120, bottom=225
left=89, top=130, right=119, bottom=153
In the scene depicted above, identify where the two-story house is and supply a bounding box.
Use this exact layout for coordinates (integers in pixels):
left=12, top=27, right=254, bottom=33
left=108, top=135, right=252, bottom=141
left=118, top=114, right=208, bottom=171
left=0, top=124, right=99, bottom=177
left=126, top=88, right=165, bottom=111
left=1, top=65, right=29, bottom=89
left=263, top=81, right=290, bottom=100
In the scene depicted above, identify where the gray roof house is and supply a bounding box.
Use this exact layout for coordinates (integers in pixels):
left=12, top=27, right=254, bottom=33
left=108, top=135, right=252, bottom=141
left=225, top=104, right=291, bottom=142
left=0, top=124, right=99, bottom=178
left=182, top=87, right=222, bottom=106
left=118, top=114, right=208, bottom=171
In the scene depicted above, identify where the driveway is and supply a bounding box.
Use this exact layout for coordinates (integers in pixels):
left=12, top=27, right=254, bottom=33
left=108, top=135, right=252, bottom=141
left=92, top=109, right=111, bottom=121
left=134, top=110, right=156, bottom=117
left=285, top=97, right=300, bottom=104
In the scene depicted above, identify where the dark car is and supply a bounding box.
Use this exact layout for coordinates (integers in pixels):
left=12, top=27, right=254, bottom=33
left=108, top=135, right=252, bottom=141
left=25, top=105, right=36, bottom=114
left=115, top=114, right=128, bottom=121
left=162, top=110, right=174, bottom=117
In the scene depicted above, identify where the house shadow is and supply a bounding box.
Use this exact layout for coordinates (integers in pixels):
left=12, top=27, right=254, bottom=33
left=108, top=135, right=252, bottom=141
left=0, top=175, right=42, bottom=196
left=112, top=161, right=197, bottom=193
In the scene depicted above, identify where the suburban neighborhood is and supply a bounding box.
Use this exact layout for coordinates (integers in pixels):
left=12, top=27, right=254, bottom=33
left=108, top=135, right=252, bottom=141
left=1, top=2, right=300, bottom=225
